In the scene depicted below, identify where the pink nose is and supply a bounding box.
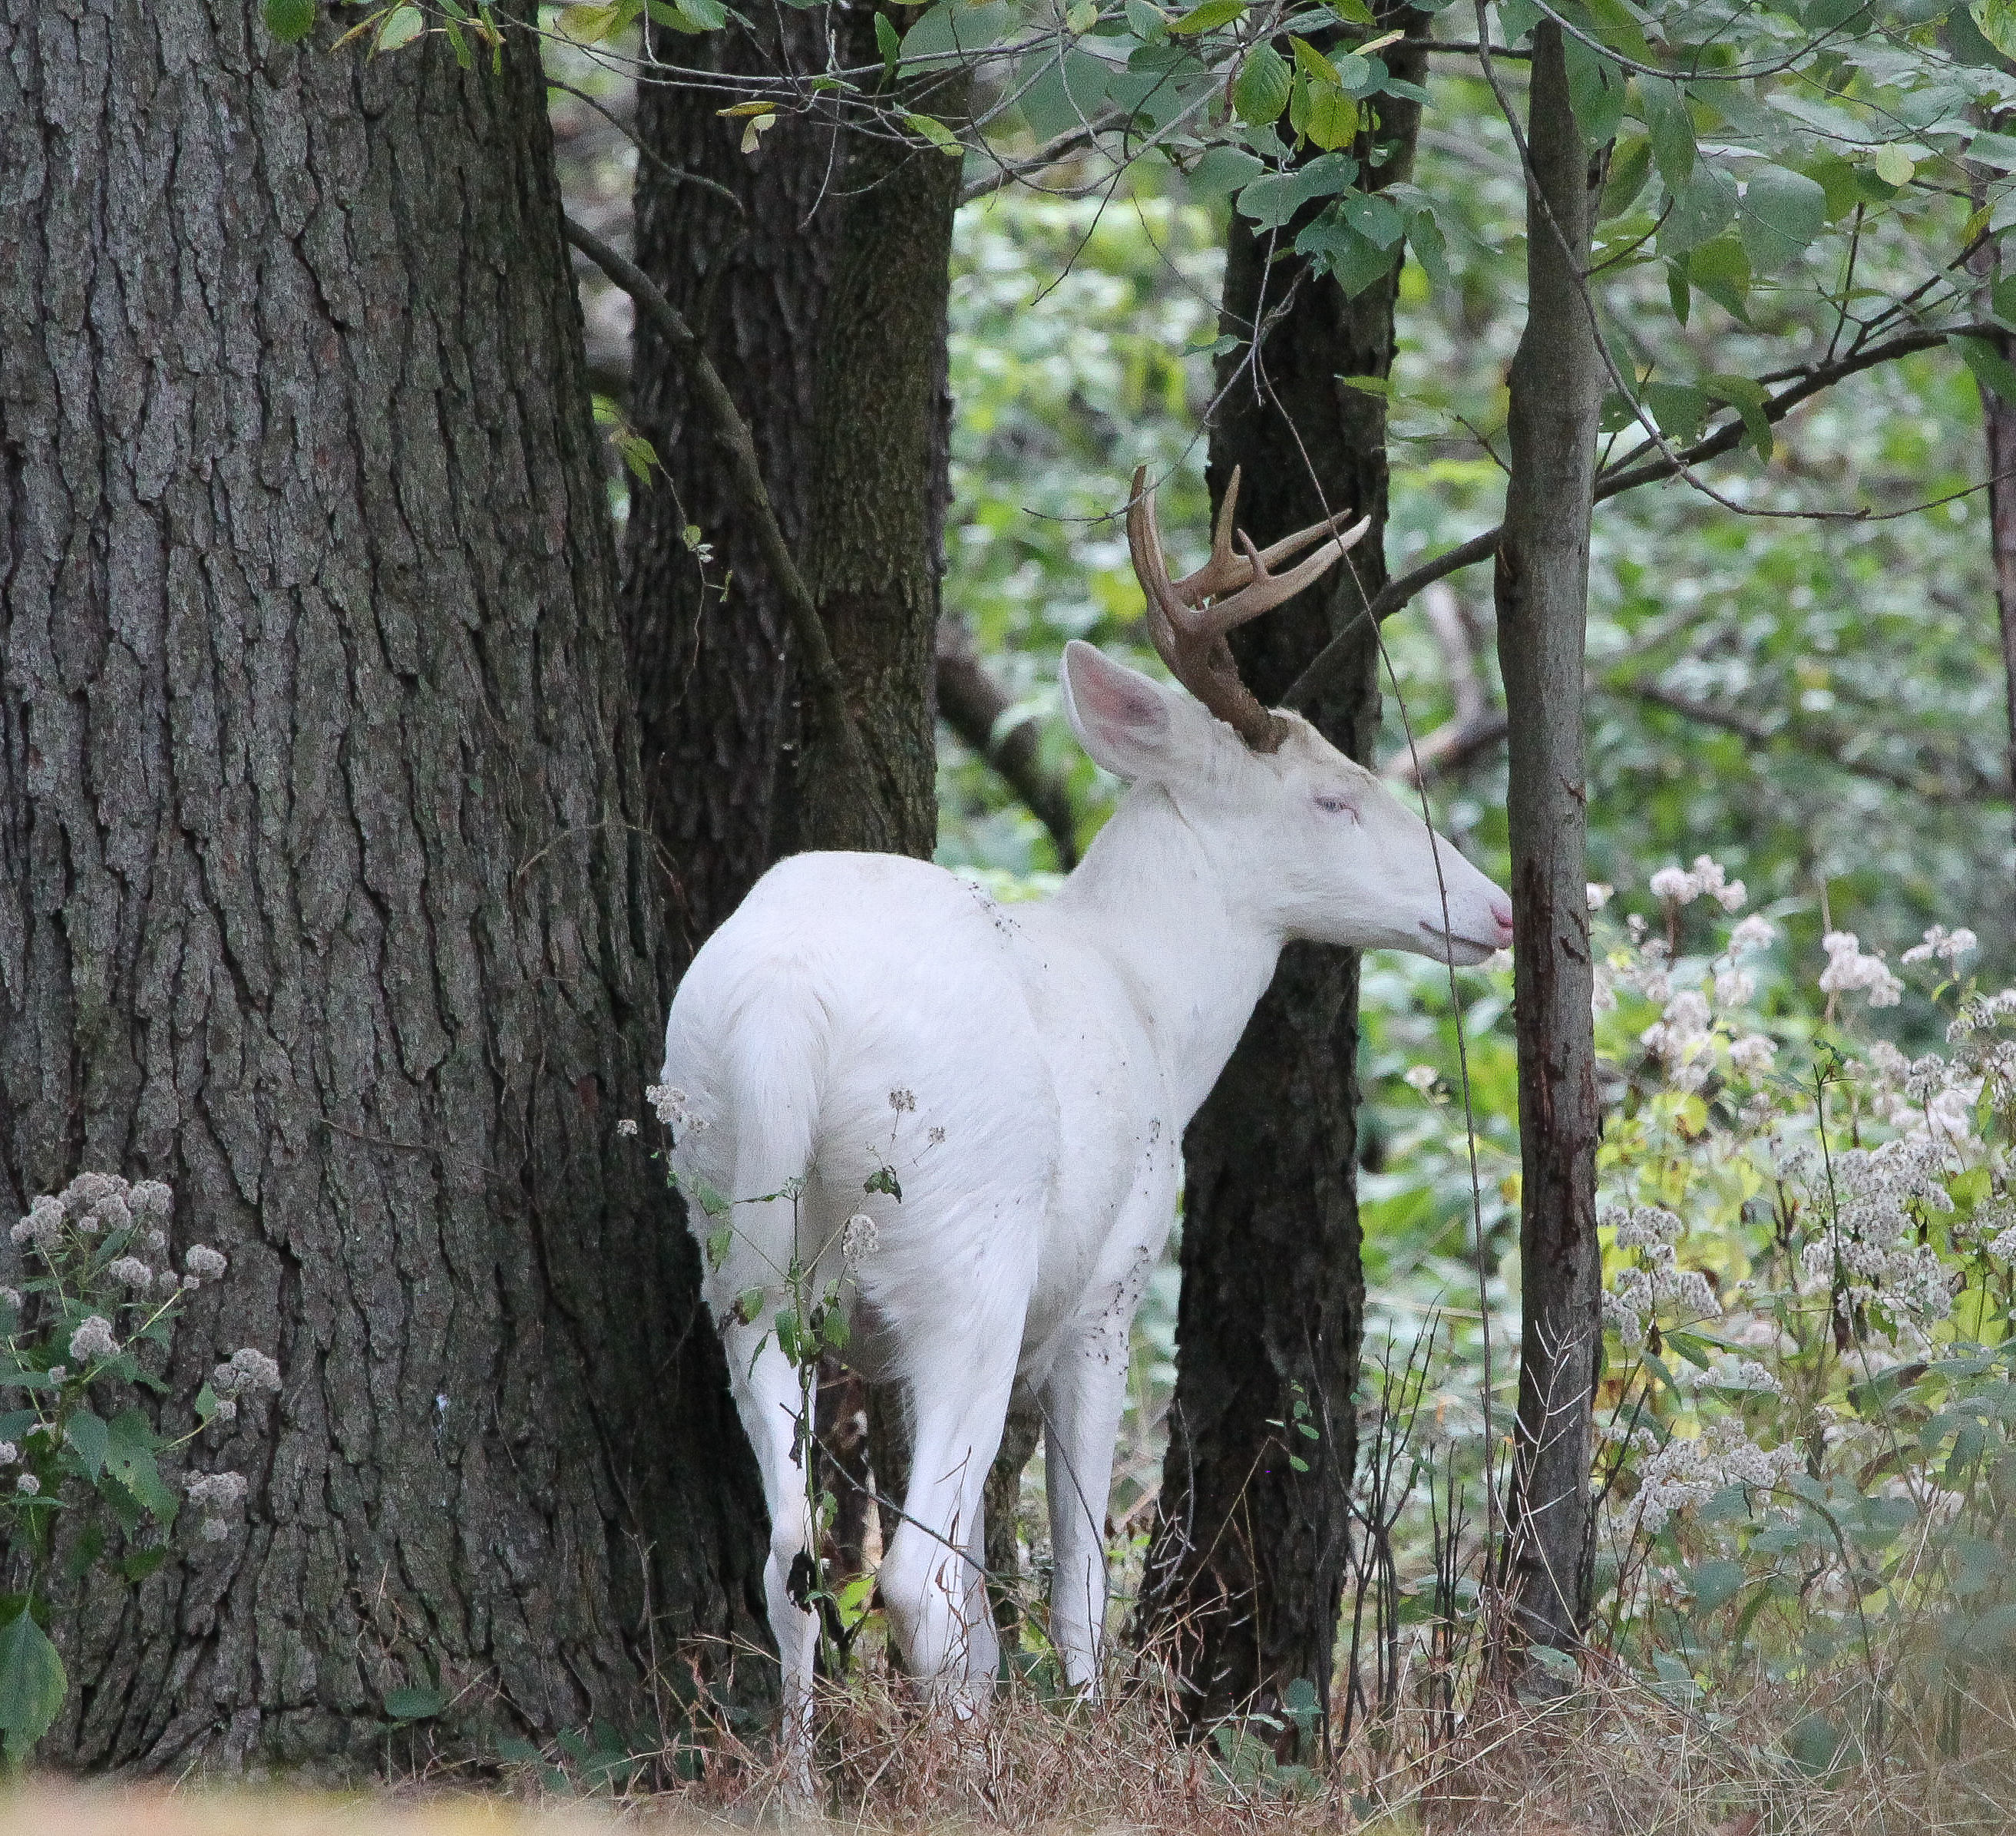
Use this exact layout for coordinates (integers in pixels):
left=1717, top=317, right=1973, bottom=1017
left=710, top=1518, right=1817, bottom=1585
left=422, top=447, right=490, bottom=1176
left=1491, top=895, right=1515, bottom=941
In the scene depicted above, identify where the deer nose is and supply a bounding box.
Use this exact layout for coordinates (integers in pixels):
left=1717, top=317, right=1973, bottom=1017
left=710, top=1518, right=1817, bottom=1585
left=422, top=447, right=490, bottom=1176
left=1491, top=895, right=1514, bottom=941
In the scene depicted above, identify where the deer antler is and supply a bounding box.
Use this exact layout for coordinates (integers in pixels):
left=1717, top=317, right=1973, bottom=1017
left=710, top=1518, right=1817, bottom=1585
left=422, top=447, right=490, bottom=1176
left=1126, top=465, right=1370, bottom=753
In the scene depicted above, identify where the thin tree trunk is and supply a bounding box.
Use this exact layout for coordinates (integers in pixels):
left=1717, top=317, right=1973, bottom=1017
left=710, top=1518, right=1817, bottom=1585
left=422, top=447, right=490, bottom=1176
left=0, top=3, right=764, bottom=1769
left=1983, top=354, right=2016, bottom=855
left=1135, top=11, right=1427, bottom=1741
left=1489, top=22, right=1605, bottom=1674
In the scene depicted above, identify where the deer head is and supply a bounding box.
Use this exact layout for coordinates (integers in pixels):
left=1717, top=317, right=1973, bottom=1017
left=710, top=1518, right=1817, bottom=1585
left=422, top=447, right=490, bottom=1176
left=1060, top=467, right=1512, bottom=965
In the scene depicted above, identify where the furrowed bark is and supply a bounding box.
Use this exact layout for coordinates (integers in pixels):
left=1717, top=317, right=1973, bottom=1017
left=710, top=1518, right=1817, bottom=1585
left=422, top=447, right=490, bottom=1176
left=791, top=104, right=967, bottom=862
left=620, top=13, right=850, bottom=971
left=0, top=2, right=765, bottom=1770
left=1489, top=22, right=1605, bottom=1676
left=1135, top=8, right=1428, bottom=1744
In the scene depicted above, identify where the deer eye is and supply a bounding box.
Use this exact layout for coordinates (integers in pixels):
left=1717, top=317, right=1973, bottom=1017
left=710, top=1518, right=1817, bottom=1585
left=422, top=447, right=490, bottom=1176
left=1314, top=793, right=1360, bottom=822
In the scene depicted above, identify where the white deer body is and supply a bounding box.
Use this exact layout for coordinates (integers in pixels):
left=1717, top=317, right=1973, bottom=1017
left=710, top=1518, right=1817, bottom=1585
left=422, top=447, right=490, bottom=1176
left=660, top=637, right=1512, bottom=1778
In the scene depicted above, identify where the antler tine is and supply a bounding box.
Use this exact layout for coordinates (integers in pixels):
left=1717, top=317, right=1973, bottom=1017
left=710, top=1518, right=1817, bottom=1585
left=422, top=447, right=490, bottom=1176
left=1171, top=466, right=1248, bottom=606
left=1124, top=465, right=1287, bottom=753
left=1194, top=514, right=1371, bottom=641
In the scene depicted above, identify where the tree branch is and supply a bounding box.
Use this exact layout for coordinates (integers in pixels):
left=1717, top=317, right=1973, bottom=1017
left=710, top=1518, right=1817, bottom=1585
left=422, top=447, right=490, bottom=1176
left=1282, top=326, right=1956, bottom=714
left=560, top=215, right=864, bottom=772
left=934, top=621, right=1080, bottom=866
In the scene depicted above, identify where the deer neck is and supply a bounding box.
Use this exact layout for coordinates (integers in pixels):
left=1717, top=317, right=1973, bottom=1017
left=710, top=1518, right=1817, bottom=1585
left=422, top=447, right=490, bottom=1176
left=1047, top=782, right=1284, bottom=1123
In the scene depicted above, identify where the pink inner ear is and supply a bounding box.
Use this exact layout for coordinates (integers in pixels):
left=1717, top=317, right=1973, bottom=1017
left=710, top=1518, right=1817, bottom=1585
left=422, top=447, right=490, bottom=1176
left=1074, top=650, right=1167, bottom=736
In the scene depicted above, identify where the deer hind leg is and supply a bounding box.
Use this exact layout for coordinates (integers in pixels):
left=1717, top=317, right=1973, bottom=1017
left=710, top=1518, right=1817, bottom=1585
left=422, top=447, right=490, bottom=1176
left=876, top=1330, right=1020, bottom=1709
left=717, top=1315, right=823, bottom=1797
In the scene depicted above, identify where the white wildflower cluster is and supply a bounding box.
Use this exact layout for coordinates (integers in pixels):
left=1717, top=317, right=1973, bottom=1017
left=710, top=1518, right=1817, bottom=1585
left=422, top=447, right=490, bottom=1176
left=186, top=1467, right=248, bottom=1543
left=1640, top=989, right=1715, bottom=1091
left=67, top=1316, right=118, bottom=1365
left=614, top=1117, right=639, bottom=1139
left=1819, top=931, right=1902, bottom=1007
left=1602, top=1206, right=1720, bottom=1351
left=645, top=1083, right=708, bottom=1132
left=1587, top=882, right=1614, bottom=912
left=1797, top=1137, right=1964, bottom=1327
left=1648, top=855, right=1748, bottom=912
left=1631, top=1418, right=1803, bottom=1535
left=1403, top=1064, right=1439, bottom=1095
left=1700, top=1353, right=1785, bottom=1395
left=10, top=1173, right=173, bottom=1259
left=1901, top=925, right=1978, bottom=968
left=1855, top=1040, right=1982, bottom=1146
left=204, top=1347, right=282, bottom=1425
left=841, top=1212, right=879, bottom=1270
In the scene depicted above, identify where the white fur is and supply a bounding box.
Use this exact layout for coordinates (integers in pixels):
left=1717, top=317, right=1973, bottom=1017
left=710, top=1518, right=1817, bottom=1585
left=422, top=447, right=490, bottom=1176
left=660, top=642, right=1511, bottom=1781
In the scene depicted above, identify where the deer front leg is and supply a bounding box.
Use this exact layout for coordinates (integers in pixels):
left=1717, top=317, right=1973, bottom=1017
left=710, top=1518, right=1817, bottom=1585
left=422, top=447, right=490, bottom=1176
left=1040, top=1312, right=1134, bottom=1692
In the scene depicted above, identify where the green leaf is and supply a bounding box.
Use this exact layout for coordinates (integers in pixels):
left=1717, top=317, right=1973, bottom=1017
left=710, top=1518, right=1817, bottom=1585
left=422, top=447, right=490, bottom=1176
left=0, top=1608, right=65, bottom=1753
left=875, top=10, right=901, bottom=72
left=385, top=1685, right=448, bottom=1723
left=102, top=1409, right=177, bottom=1527
left=1529, top=1642, right=1578, bottom=1680
left=1404, top=208, right=1449, bottom=288
left=1870, top=143, right=1915, bottom=188
left=1290, top=35, right=1341, bottom=84
left=1687, top=1558, right=1747, bottom=1613
left=1705, top=371, right=1771, bottom=455
left=1343, top=190, right=1403, bottom=250
left=117, top=1547, right=171, bottom=1586
left=901, top=111, right=965, bottom=156
left=1329, top=0, right=1374, bottom=19
left=1957, top=333, right=2016, bottom=406
left=1167, top=0, right=1244, bottom=31
left=1185, top=146, right=1267, bottom=196
left=1564, top=38, right=1624, bottom=148
left=1990, top=276, right=2016, bottom=332
left=66, top=1409, right=107, bottom=1482
left=1739, top=164, right=1826, bottom=273
left=1638, top=77, right=1695, bottom=191
left=375, top=5, right=427, bottom=51
left=1232, top=44, right=1292, bottom=125
left=1601, top=134, right=1652, bottom=220
left=1294, top=210, right=1396, bottom=295
left=1687, top=235, right=1750, bottom=323
left=1658, top=164, right=1737, bottom=256
left=705, top=1225, right=734, bottom=1270
left=263, top=0, right=317, bottom=42
left=1976, top=0, right=2016, bottom=59
left=1299, top=85, right=1358, bottom=151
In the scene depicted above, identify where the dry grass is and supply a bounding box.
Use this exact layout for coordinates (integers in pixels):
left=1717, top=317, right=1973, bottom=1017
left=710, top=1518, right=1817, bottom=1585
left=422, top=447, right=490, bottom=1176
left=3, top=1657, right=2014, bottom=1836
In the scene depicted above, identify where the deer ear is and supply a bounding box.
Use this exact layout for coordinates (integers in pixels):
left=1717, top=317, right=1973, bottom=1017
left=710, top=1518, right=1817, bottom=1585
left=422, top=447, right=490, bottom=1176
left=1061, top=642, right=1179, bottom=779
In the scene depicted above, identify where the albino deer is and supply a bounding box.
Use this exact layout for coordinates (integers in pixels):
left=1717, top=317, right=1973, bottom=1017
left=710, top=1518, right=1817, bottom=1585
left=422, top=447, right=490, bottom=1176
left=659, top=470, right=1512, bottom=1779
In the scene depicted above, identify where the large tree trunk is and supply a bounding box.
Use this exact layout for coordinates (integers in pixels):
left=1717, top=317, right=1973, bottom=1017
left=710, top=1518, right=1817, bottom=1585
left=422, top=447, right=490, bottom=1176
left=1135, top=11, right=1427, bottom=1741
left=1489, top=22, right=1605, bottom=1676
left=0, top=3, right=765, bottom=1771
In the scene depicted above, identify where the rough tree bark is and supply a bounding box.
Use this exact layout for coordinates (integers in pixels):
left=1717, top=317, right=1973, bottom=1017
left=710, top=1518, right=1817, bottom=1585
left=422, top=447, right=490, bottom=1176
left=1489, top=22, right=1606, bottom=1672
left=790, top=112, right=967, bottom=860
left=0, top=3, right=764, bottom=1771
left=1135, top=10, right=1428, bottom=1740
left=620, top=12, right=852, bottom=972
